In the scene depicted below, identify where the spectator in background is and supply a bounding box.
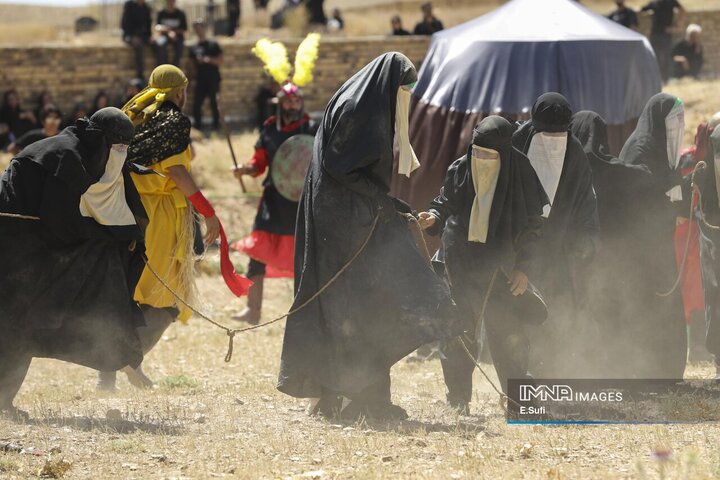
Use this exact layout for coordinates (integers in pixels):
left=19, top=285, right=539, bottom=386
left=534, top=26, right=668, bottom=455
left=121, top=0, right=153, bottom=79
left=6, top=105, right=62, bottom=154
left=307, top=0, right=327, bottom=27
left=191, top=18, right=223, bottom=132
left=391, top=15, right=410, bottom=36
left=255, top=77, right=278, bottom=129
left=414, top=2, right=443, bottom=35
left=91, top=90, right=111, bottom=116
left=0, top=89, right=36, bottom=149
left=672, top=24, right=704, bottom=79
left=327, top=8, right=344, bottom=31
left=227, top=0, right=241, bottom=36
left=118, top=78, right=145, bottom=107
left=254, top=0, right=269, bottom=10
left=64, top=101, right=88, bottom=129
left=608, top=0, right=638, bottom=30
left=155, top=0, right=187, bottom=66
left=641, top=0, right=686, bottom=82
left=34, top=90, right=54, bottom=126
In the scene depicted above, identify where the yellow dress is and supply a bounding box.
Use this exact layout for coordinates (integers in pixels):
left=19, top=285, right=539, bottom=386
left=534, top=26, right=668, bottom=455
left=131, top=147, right=194, bottom=322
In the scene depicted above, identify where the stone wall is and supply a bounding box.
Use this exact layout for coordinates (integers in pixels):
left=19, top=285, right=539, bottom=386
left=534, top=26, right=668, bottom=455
left=0, top=36, right=430, bottom=126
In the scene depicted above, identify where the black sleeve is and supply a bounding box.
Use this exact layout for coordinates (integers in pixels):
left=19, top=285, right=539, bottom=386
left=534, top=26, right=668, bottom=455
left=121, top=1, right=130, bottom=33
left=630, top=10, right=639, bottom=27
left=640, top=2, right=655, bottom=12
left=156, top=10, right=164, bottom=25
left=413, top=23, right=423, bottom=35
left=513, top=215, right=544, bottom=274
left=213, top=41, right=223, bottom=57
left=426, top=158, right=467, bottom=237
left=570, top=169, right=600, bottom=263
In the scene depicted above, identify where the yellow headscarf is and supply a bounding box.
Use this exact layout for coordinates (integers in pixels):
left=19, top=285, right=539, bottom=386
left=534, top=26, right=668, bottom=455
left=122, top=64, right=189, bottom=126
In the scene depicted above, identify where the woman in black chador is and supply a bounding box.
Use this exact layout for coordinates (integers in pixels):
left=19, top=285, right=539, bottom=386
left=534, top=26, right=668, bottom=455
left=277, top=52, right=460, bottom=421
left=420, top=116, right=548, bottom=411
left=611, top=93, right=688, bottom=381
left=512, top=93, right=599, bottom=378
left=0, top=108, right=146, bottom=418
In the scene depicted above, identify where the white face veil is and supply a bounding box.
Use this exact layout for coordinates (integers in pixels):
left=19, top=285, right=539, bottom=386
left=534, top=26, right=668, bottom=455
left=527, top=132, right=568, bottom=218
left=665, top=99, right=685, bottom=171
left=79, top=144, right=137, bottom=226
left=468, top=145, right=501, bottom=243
left=395, top=85, right=420, bottom=177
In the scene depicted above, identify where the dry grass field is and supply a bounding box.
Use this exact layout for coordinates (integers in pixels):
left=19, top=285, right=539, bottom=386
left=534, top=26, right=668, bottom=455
left=2, top=80, right=720, bottom=479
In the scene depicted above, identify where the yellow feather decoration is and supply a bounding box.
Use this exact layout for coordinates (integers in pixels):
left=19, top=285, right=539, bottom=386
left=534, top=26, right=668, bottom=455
left=252, top=38, right=292, bottom=85
left=292, top=33, right=321, bottom=87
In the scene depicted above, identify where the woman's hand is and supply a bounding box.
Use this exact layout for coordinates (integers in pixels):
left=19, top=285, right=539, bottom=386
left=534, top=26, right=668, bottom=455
left=203, top=215, right=220, bottom=245
left=417, top=211, right=437, bottom=230
left=508, top=270, right=529, bottom=296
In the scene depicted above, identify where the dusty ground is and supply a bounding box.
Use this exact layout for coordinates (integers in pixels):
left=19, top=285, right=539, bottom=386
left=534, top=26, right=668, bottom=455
left=3, top=80, right=720, bottom=479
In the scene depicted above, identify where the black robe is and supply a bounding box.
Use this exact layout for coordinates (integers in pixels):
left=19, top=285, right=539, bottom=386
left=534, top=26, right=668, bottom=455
left=609, top=93, right=687, bottom=380
left=428, top=119, right=548, bottom=286
left=512, top=115, right=599, bottom=378
left=699, top=126, right=720, bottom=359
left=0, top=124, right=147, bottom=371
left=428, top=116, right=548, bottom=396
left=570, top=111, right=669, bottom=377
left=277, top=53, right=460, bottom=399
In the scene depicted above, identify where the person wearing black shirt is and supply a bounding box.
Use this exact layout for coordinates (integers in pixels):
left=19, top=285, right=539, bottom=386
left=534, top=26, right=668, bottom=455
left=608, top=0, right=638, bottom=30
left=7, top=105, right=62, bottom=155
left=121, top=0, right=153, bottom=79
left=155, top=0, right=187, bottom=67
left=391, top=15, right=410, bottom=36
left=227, top=0, right=240, bottom=36
left=306, top=0, right=327, bottom=26
left=190, top=19, right=223, bottom=132
left=641, top=0, right=686, bottom=82
left=672, top=24, right=703, bottom=79
left=413, top=2, right=443, bottom=36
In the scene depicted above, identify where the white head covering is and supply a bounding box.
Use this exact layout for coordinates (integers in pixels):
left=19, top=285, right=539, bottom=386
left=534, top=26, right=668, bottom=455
left=79, top=144, right=137, bottom=226
left=395, top=86, right=420, bottom=177
left=468, top=145, right=501, bottom=243
left=527, top=132, right=567, bottom=217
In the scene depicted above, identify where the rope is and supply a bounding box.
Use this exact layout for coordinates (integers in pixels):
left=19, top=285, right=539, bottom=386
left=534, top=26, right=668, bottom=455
left=455, top=335, right=522, bottom=413
left=0, top=208, right=381, bottom=363
left=0, top=212, right=40, bottom=221
left=657, top=161, right=706, bottom=297
left=143, top=213, right=382, bottom=362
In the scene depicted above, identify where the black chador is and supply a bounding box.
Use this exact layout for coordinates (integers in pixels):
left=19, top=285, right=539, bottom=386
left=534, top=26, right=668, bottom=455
left=513, top=93, right=600, bottom=378
left=277, top=53, right=460, bottom=420
left=609, top=93, right=688, bottom=381
left=424, top=116, right=548, bottom=408
left=0, top=108, right=145, bottom=416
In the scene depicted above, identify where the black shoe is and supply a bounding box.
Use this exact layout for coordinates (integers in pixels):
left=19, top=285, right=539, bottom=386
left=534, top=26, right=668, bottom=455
left=0, top=405, right=30, bottom=422
left=309, top=395, right=342, bottom=418
left=340, top=400, right=409, bottom=421
left=447, top=399, right=470, bottom=415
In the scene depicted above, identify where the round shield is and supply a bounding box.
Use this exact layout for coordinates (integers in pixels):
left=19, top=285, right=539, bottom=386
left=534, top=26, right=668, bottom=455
left=272, top=134, right=314, bottom=202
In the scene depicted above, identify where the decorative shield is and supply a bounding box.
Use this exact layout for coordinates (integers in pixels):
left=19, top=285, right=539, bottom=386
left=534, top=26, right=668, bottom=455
left=271, top=134, right=315, bottom=202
